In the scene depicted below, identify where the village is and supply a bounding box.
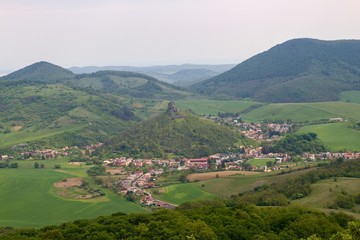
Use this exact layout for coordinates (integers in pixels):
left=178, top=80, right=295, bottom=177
left=0, top=118, right=359, bottom=208
left=99, top=149, right=360, bottom=207
left=1, top=142, right=360, bottom=208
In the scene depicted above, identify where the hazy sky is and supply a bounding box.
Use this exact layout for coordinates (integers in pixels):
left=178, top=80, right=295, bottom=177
left=1, top=0, right=360, bottom=71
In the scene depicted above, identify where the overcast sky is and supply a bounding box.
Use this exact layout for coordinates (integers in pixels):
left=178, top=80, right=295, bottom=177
left=1, top=0, right=360, bottom=71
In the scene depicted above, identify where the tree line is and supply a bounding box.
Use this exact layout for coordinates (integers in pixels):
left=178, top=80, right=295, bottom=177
left=0, top=199, right=357, bottom=240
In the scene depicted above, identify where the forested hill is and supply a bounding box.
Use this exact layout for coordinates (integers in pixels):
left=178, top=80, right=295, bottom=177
left=193, top=38, right=360, bottom=102
left=0, top=61, right=75, bottom=83
left=1, top=62, right=190, bottom=99
left=0, top=62, right=190, bottom=150
left=98, top=103, right=247, bottom=158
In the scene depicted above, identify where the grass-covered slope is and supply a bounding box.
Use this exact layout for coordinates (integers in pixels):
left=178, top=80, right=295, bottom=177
left=193, top=38, right=360, bottom=102
left=100, top=108, right=247, bottom=158
left=298, top=122, right=360, bottom=152
left=0, top=83, right=138, bottom=149
left=242, top=101, right=360, bottom=122
left=175, top=99, right=260, bottom=116
left=174, top=99, right=360, bottom=122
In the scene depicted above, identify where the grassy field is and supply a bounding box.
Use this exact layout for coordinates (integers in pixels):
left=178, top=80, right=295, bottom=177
left=153, top=168, right=360, bottom=218
left=170, top=99, right=360, bottom=123
left=340, top=91, right=360, bottom=104
left=247, top=158, right=275, bottom=167
left=193, top=167, right=315, bottom=197
left=175, top=99, right=260, bottom=116
left=298, top=122, right=360, bottom=152
left=0, top=124, right=86, bottom=149
left=293, top=177, right=360, bottom=216
left=152, top=183, right=215, bottom=205
left=154, top=167, right=313, bottom=205
left=0, top=159, right=145, bottom=228
left=242, top=102, right=360, bottom=122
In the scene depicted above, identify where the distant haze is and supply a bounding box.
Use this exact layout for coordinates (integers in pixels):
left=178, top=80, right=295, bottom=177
left=1, top=0, right=360, bottom=71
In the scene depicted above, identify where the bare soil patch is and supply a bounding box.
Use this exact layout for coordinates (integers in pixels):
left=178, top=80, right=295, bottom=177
left=106, top=168, right=125, bottom=175
left=132, top=103, right=145, bottom=108
left=68, top=162, right=82, bottom=166
left=11, top=125, right=23, bottom=132
left=54, top=178, right=82, bottom=188
left=187, top=171, right=260, bottom=182
left=76, top=194, right=93, bottom=199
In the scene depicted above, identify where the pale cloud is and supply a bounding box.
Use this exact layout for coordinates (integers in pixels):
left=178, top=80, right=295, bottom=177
left=1, top=0, right=360, bottom=70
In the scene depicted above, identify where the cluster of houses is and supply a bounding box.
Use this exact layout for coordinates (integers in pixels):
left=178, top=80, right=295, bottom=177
left=303, top=152, right=360, bottom=161
left=117, top=169, right=175, bottom=208
left=83, top=143, right=103, bottom=154
left=119, top=170, right=161, bottom=191
left=139, top=194, right=174, bottom=208
left=9, top=143, right=103, bottom=160
left=213, top=116, right=292, bottom=141
left=19, top=149, right=59, bottom=159
left=238, top=122, right=292, bottom=141
left=99, top=149, right=360, bottom=208
left=103, top=157, right=179, bottom=169
left=103, top=149, right=360, bottom=182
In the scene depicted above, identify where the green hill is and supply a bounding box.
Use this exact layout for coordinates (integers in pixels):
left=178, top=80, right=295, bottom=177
left=99, top=103, right=247, bottom=158
left=71, top=71, right=190, bottom=99
left=69, top=63, right=236, bottom=84
left=0, top=62, right=195, bottom=149
left=0, top=83, right=138, bottom=149
left=1, top=61, right=75, bottom=83
left=193, top=38, right=360, bottom=102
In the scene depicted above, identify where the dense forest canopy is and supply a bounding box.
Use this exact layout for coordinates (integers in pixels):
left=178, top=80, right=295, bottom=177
left=261, top=133, right=328, bottom=155
left=0, top=200, right=356, bottom=240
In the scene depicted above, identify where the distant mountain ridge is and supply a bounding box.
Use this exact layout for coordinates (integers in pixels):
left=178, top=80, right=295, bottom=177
left=193, top=38, right=360, bottom=102
left=1, top=61, right=190, bottom=99
left=71, top=70, right=190, bottom=99
left=69, top=64, right=236, bottom=86
left=170, top=69, right=218, bottom=87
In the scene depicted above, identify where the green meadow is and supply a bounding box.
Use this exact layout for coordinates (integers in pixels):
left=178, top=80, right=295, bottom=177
left=247, top=158, right=275, bottom=167
left=0, top=124, right=86, bottom=149
left=0, top=159, right=145, bottom=228
left=155, top=168, right=307, bottom=202
left=187, top=167, right=313, bottom=198
left=293, top=177, right=360, bottom=216
left=155, top=168, right=360, bottom=218
left=175, top=99, right=260, bottom=116
left=242, top=102, right=360, bottom=122
left=340, top=91, right=360, bottom=104
left=173, top=99, right=360, bottom=123
left=153, top=183, right=215, bottom=205
left=298, top=122, right=360, bottom=152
